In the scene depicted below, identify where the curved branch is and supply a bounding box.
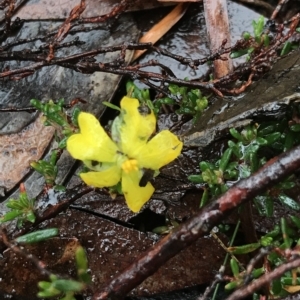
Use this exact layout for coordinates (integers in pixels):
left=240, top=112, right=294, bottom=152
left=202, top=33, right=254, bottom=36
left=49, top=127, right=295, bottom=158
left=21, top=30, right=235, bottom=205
left=92, top=145, right=300, bottom=299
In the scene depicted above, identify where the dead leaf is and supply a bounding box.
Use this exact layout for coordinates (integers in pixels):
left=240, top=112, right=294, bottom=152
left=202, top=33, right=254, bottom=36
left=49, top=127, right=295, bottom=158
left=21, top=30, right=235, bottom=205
left=0, top=115, right=54, bottom=193
left=132, top=3, right=189, bottom=61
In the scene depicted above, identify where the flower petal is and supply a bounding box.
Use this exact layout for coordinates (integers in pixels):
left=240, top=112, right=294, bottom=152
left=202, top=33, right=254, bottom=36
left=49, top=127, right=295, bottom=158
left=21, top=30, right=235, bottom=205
left=80, top=165, right=121, bottom=188
left=67, top=112, right=118, bottom=162
left=113, top=97, right=156, bottom=157
left=137, top=130, right=183, bottom=169
left=122, top=169, right=155, bottom=213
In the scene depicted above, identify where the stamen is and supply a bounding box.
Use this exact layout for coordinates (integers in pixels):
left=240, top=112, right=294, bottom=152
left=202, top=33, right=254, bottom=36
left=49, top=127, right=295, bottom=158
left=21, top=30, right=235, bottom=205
left=122, top=159, right=138, bottom=173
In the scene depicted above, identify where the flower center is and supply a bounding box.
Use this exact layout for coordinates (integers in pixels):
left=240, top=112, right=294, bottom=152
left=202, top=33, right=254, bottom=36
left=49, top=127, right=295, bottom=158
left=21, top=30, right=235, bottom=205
left=121, top=159, right=138, bottom=173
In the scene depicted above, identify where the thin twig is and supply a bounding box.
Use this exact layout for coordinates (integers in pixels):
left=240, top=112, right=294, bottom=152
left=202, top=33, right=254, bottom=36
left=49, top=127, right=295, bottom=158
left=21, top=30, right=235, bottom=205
left=226, top=255, right=300, bottom=300
left=0, top=228, right=52, bottom=277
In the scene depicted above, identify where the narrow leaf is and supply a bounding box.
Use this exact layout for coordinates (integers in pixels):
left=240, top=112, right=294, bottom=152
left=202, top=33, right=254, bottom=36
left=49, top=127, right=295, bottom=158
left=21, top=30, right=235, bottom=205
left=16, top=228, right=59, bottom=244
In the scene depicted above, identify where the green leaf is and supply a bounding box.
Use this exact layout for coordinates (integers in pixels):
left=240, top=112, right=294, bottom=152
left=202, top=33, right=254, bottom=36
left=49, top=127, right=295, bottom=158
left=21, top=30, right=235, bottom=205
left=225, top=280, right=240, bottom=290
left=220, top=184, right=228, bottom=193
left=141, top=89, right=150, bottom=101
left=195, top=97, right=208, bottom=111
left=49, top=150, right=58, bottom=166
left=264, top=132, right=281, bottom=145
left=228, top=140, right=241, bottom=158
left=230, top=49, right=249, bottom=59
left=279, top=180, right=295, bottom=190
left=229, top=128, right=243, bottom=141
left=52, top=279, right=84, bottom=292
left=54, top=185, right=66, bottom=192
left=37, top=290, right=61, bottom=298
left=102, top=101, right=121, bottom=111
left=152, top=226, right=170, bottom=234
left=219, top=148, right=232, bottom=172
left=281, top=218, right=292, bottom=249
left=258, top=124, right=276, bottom=136
left=249, top=152, right=258, bottom=173
left=6, top=199, right=25, bottom=210
left=253, top=16, right=264, bottom=40
left=0, top=210, right=23, bottom=222
left=19, top=193, right=30, bottom=208
left=199, top=161, right=214, bottom=172
left=30, top=161, right=44, bottom=173
left=280, top=41, right=291, bottom=56
left=271, top=279, right=283, bottom=295
left=157, top=97, right=175, bottom=106
left=16, top=218, right=24, bottom=229
left=265, top=224, right=280, bottom=238
left=31, top=99, right=43, bottom=110
left=126, top=81, right=135, bottom=95
left=202, top=169, right=221, bottom=185
left=264, top=196, right=274, bottom=217
left=238, top=164, right=251, bottom=179
left=243, top=31, right=251, bottom=40
left=58, top=137, right=68, bottom=149
left=284, top=130, right=296, bottom=151
left=26, top=210, right=36, bottom=223
left=16, top=228, right=59, bottom=244
left=278, top=194, right=300, bottom=211
left=200, top=188, right=209, bottom=208
left=188, top=174, right=203, bottom=183
left=38, top=281, right=52, bottom=290
left=60, top=293, right=76, bottom=300
left=255, top=137, right=268, bottom=146
left=289, top=124, right=300, bottom=132
left=260, top=236, right=273, bottom=247
left=145, top=99, right=154, bottom=111
left=254, top=195, right=273, bottom=217
left=71, top=107, right=81, bottom=127
left=290, top=216, right=300, bottom=229
left=228, top=242, right=260, bottom=254
left=252, top=267, right=264, bottom=278
left=230, top=258, right=239, bottom=278
left=281, top=277, right=300, bottom=285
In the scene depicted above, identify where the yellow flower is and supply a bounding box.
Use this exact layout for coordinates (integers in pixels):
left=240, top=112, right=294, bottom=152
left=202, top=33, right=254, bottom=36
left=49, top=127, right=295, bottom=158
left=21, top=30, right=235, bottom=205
left=67, top=96, right=183, bottom=212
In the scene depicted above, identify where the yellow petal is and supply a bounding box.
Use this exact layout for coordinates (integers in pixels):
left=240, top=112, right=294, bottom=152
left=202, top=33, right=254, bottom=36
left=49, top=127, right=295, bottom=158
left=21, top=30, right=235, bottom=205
left=80, top=165, right=121, bottom=188
left=137, top=130, right=183, bottom=169
left=122, top=169, right=155, bottom=213
left=117, top=97, right=156, bottom=156
left=67, top=112, right=118, bottom=162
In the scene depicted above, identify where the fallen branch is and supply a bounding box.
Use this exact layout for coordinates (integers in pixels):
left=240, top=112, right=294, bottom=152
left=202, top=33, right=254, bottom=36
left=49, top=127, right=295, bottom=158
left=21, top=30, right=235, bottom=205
left=92, top=144, right=300, bottom=299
